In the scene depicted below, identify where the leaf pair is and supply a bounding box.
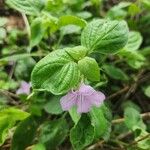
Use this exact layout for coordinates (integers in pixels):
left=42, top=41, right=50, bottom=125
left=31, top=19, right=129, bottom=94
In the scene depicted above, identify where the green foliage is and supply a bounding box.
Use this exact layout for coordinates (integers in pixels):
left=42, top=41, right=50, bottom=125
left=125, top=31, right=143, bottom=51
left=6, top=0, right=45, bottom=15
left=81, top=19, right=129, bottom=54
left=31, top=46, right=87, bottom=95
left=11, top=116, right=41, bottom=150
left=44, top=96, right=63, bottom=114
left=0, top=108, right=29, bottom=145
left=70, top=115, right=94, bottom=150
left=78, top=57, right=100, bottom=81
left=144, top=85, right=150, bottom=98
left=90, top=104, right=112, bottom=140
left=103, top=64, right=128, bottom=81
left=30, top=17, right=47, bottom=48
left=39, top=118, right=68, bottom=149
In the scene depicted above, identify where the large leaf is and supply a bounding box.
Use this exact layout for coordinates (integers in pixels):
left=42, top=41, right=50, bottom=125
left=90, top=104, right=112, bottom=140
left=11, top=116, right=41, bottom=150
left=81, top=19, right=128, bottom=54
left=70, top=115, right=94, bottom=150
left=78, top=57, right=100, bottom=81
left=6, top=0, right=45, bottom=15
left=125, top=31, right=143, bottom=51
left=31, top=46, right=87, bottom=95
left=0, top=108, right=29, bottom=145
left=39, top=118, right=68, bottom=149
left=103, top=64, right=128, bottom=81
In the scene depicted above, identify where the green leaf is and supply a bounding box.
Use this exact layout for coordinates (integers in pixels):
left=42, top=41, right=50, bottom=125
left=81, top=19, right=128, bottom=54
left=11, top=116, right=41, bottom=150
left=32, top=143, right=46, bottom=150
left=144, top=85, right=150, bottom=98
left=31, top=46, right=87, bottom=95
left=58, top=15, right=87, bottom=28
left=0, top=108, right=29, bottom=145
left=125, top=31, right=143, bottom=51
left=90, top=104, right=112, bottom=140
left=44, top=96, right=63, bottom=114
left=6, top=0, right=45, bottom=15
left=133, top=126, right=150, bottom=150
left=70, top=115, right=94, bottom=150
left=124, top=102, right=146, bottom=131
left=39, top=118, right=68, bottom=149
left=0, top=28, right=6, bottom=40
left=103, top=64, right=128, bottom=81
left=30, top=18, right=47, bottom=48
left=69, top=106, right=81, bottom=124
left=78, top=57, right=100, bottom=81
left=118, top=50, right=145, bottom=69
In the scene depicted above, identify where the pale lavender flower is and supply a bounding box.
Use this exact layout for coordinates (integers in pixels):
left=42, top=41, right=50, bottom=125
left=16, top=81, right=31, bottom=95
left=60, top=83, right=105, bottom=113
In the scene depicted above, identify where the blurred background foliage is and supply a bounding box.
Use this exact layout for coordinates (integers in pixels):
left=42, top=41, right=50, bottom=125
left=0, top=0, right=150, bottom=150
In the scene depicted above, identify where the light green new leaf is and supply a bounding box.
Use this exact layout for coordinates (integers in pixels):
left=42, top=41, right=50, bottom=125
left=81, top=19, right=128, bottom=54
left=39, top=118, right=68, bottom=149
left=6, top=0, right=45, bottom=15
left=32, top=143, right=46, bottom=150
left=78, top=57, right=100, bottom=81
left=30, top=18, right=47, bottom=48
left=124, top=102, right=146, bottom=130
left=0, top=108, right=29, bottom=145
left=31, top=46, right=87, bottom=95
left=58, top=15, right=87, bottom=28
left=70, top=115, right=94, bottom=150
left=103, top=64, right=128, bottom=81
left=125, top=31, right=143, bottom=51
left=90, top=104, right=112, bottom=140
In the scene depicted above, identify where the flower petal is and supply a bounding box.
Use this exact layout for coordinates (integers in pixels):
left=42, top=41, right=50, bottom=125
left=89, top=91, right=105, bottom=107
left=77, top=94, right=92, bottom=113
left=60, top=92, right=77, bottom=111
left=79, top=83, right=95, bottom=95
left=16, top=81, right=31, bottom=95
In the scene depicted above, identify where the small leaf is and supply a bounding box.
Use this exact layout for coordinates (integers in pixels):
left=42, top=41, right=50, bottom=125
left=125, top=31, right=143, bottom=51
left=31, top=46, right=87, bottom=95
left=0, top=108, right=29, bottom=145
left=70, top=115, right=94, bottom=150
left=39, top=118, right=68, bottom=149
left=11, top=116, right=41, bottom=150
left=58, top=15, right=87, bottom=28
left=124, top=101, right=146, bottom=131
left=30, top=18, right=47, bottom=48
left=69, top=106, right=81, bottom=124
left=103, top=64, right=128, bottom=81
left=81, top=19, right=129, bottom=54
left=44, top=96, right=63, bottom=114
left=6, top=0, right=45, bottom=15
left=78, top=57, right=100, bottom=81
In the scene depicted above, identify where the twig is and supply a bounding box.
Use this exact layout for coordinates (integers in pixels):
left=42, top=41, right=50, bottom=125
left=112, top=112, right=150, bottom=124
left=22, top=13, right=30, bottom=37
left=107, top=86, right=129, bottom=100
left=129, top=133, right=150, bottom=146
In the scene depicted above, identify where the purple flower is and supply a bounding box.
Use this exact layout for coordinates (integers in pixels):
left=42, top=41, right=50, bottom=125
left=16, top=81, right=31, bottom=95
left=60, top=83, right=105, bottom=113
